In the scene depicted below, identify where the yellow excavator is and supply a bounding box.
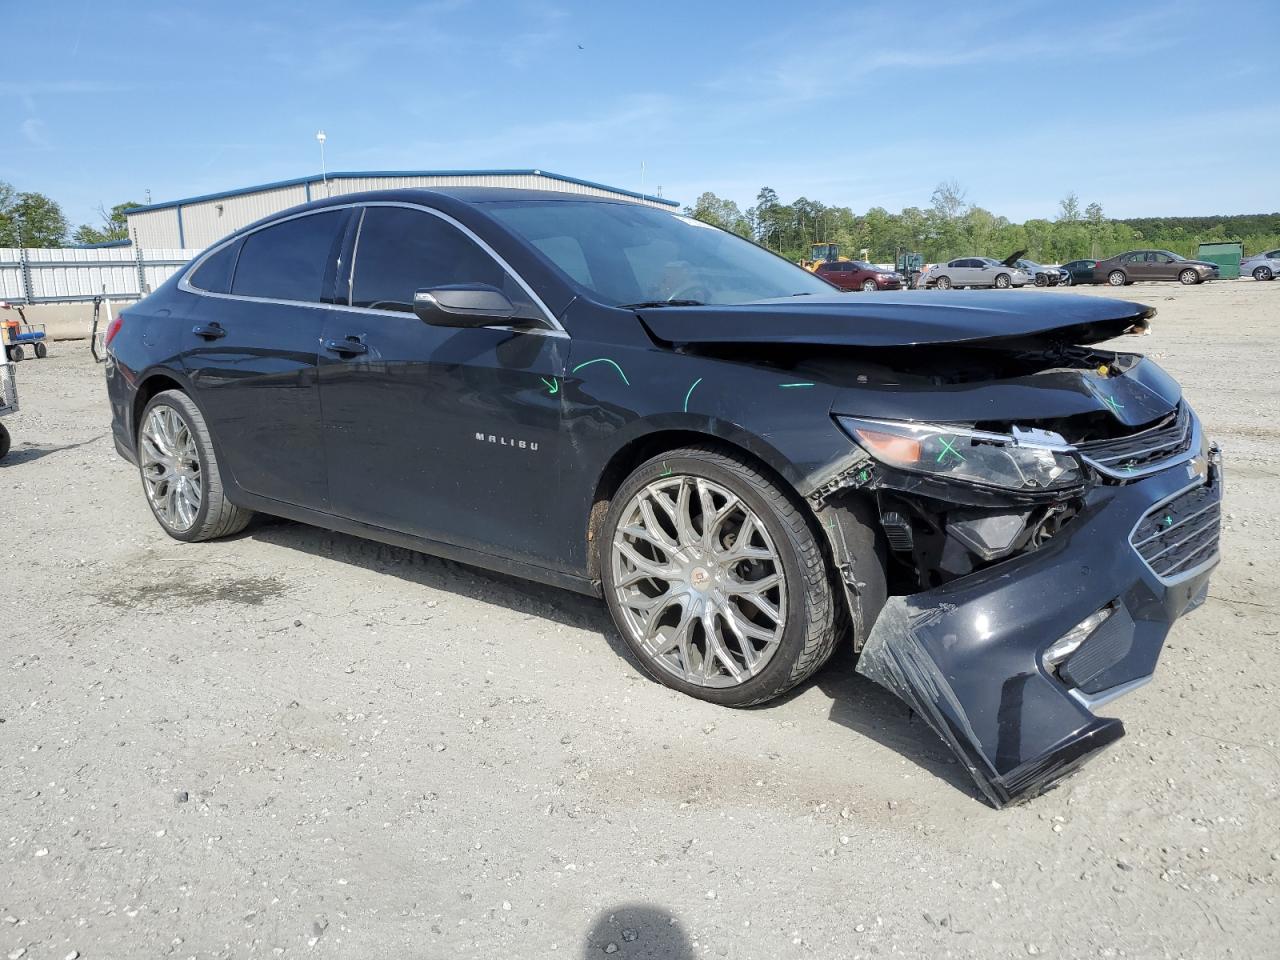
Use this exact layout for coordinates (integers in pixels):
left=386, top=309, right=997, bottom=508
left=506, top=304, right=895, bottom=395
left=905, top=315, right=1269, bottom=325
left=799, top=242, right=846, bottom=272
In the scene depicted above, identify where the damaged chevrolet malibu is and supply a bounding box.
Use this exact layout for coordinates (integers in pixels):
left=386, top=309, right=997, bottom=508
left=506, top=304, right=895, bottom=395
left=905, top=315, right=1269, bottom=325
left=104, top=189, right=1222, bottom=806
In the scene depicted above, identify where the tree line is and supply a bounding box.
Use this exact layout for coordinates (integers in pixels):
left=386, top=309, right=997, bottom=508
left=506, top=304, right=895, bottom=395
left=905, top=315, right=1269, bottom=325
left=687, top=182, right=1280, bottom=265
left=0, top=180, right=134, bottom=247
left=3, top=175, right=1277, bottom=262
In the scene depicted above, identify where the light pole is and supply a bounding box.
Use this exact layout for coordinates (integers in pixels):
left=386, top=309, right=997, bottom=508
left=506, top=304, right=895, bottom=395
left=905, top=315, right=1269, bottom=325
left=316, top=130, right=328, bottom=195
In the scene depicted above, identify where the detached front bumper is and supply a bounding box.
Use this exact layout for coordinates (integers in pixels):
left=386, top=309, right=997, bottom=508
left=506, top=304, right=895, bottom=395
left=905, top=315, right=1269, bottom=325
left=856, top=448, right=1223, bottom=807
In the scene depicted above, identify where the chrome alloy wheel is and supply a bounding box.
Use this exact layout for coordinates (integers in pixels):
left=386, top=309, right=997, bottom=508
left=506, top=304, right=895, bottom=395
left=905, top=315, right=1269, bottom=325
left=140, top=405, right=203, bottom=532
left=610, top=475, right=787, bottom=688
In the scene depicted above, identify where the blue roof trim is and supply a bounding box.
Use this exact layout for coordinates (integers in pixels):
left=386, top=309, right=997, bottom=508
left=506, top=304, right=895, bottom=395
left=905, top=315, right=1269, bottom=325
left=123, top=169, right=679, bottom=214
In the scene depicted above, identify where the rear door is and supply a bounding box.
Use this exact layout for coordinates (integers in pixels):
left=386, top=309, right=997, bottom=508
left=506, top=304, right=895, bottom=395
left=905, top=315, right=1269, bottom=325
left=318, top=203, right=567, bottom=562
left=181, top=207, right=351, bottom=510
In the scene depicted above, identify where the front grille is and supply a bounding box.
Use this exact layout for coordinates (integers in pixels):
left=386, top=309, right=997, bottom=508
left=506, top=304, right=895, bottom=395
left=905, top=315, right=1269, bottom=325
left=1078, top=404, right=1193, bottom=478
left=1130, top=480, right=1221, bottom=582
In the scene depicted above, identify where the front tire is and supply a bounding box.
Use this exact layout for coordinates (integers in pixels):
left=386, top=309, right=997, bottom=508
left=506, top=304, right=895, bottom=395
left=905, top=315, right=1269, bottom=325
left=1107, top=270, right=1127, bottom=287
left=934, top=275, right=952, bottom=290
left=861, top=279, right=877, bottom=292
left=34, top=341, right=47, bottom=359
left=601, top=446, right=842, bottom=707
left=1034, top=274, right=1047, bottom=287
left=7, top=344, right=24, bottom=362
left=1254, top=266, right=1274, bottom=281
left=994, top=273, right=1011, bottom=289
left=137, top=389, right=251, bottom=542
left=1179, top=269, right=1199, bottom=285
left=0, top=423, right=9, bottom=461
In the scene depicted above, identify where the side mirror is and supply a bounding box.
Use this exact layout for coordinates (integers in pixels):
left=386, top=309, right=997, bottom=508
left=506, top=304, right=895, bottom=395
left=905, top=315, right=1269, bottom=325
left=413, top=284, right=518, bottom=327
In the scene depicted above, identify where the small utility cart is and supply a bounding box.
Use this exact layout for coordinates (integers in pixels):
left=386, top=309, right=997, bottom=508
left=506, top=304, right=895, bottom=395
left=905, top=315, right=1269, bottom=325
left=0, top=353, right=16, bottom=461
left=1, top=301, right=48, bottom=362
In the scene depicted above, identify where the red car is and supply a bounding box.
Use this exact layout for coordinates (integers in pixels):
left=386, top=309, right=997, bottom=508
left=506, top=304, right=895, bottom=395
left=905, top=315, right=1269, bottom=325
left=814, top=260, right=904, bottom=291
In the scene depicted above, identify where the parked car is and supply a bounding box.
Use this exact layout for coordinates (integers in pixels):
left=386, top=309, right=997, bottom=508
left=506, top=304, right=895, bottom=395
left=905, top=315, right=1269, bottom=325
left=1060, top=259, right=1100, bottom=285
left=105, top=188, right=1223, bottom=807
left=1240, top=248, right=1280, bottom=281
left=920, top=256, right=1030, bottom=289
left=1011, top=257, right=1067, bottom=287
left=814, top=260, right=904, bottom=291
left=1093, top=250, right=1220, bottom=286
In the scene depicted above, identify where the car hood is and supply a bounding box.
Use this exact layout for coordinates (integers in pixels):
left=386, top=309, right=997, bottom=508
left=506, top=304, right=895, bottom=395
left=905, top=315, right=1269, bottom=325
left=1000, top=249, right=1029, bottom=267
left=636, top=291, right=1154, bottom=350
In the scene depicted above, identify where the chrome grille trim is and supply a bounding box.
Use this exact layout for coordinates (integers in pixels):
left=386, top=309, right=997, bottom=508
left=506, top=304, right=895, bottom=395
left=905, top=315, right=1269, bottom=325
left=1078, top=404, right=1197, bottom=479
left=1128, top=477, right=1222, bottom=585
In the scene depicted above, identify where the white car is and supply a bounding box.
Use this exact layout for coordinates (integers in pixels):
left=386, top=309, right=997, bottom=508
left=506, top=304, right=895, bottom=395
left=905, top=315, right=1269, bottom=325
left=1241, top=249, right=1280, bottom=281
left=920, top=256, right=1031, bottom=290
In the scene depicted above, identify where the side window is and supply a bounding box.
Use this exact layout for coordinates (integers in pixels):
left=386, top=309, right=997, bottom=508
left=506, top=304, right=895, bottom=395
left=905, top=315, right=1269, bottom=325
left=350, top=206, right=538, bottom=318
left=949, top=259, right=964, bottom=268
left=188, top=239, right=240, bottom=294
left=231, top=210, right=347, bottom=302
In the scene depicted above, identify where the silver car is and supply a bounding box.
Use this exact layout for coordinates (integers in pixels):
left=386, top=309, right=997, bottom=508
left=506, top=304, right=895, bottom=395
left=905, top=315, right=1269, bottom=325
left=1241, top=249, right=1280, bottom=281
left=923, top=256, right=1030, bottom=289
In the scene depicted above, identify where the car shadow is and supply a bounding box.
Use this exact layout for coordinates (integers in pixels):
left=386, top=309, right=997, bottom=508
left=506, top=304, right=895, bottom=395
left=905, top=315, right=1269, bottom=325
left=0, top=434, right=105, bottom=468
left=581, top=903, right=694, bottom=959
left=242, top=516, right=982, bottom=804
left=808, top=645, right=987, bottom=804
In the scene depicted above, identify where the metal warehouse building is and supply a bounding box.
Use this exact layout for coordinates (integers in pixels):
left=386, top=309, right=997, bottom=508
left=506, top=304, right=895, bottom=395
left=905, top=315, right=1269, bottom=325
left=124, top=169, right=679, bottom=250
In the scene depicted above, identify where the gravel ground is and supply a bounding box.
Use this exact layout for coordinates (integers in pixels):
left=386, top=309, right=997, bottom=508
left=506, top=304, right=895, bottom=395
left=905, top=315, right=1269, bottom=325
left=1, top=280, right=1277, bottom=960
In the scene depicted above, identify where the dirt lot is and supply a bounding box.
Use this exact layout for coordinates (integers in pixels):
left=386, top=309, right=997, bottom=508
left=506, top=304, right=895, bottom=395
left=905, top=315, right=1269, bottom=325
left=2, top=280, right=1277, bottom=960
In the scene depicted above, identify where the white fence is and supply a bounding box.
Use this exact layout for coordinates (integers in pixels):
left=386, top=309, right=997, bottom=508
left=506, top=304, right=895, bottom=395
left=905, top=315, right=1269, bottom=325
left=0, top=246, right=198, bottom=304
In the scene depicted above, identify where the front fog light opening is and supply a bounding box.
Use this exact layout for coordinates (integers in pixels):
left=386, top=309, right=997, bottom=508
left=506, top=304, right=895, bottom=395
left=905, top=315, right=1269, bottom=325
left=1043, top=604, right=1115, bottom=671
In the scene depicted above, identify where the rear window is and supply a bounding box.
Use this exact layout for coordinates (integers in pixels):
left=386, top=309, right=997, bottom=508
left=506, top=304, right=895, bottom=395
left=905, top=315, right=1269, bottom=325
left=188, top=240, right=239, bottom=294
left=230, top=210, right=347, bottom=302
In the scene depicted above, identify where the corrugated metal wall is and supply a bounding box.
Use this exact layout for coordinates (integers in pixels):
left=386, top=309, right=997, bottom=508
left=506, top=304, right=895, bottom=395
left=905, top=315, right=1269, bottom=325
left=179, top=184, right=311, bottom=249
left=0, top=247, right=200, bottom=303
left=128, top=173, right=674, bottom=252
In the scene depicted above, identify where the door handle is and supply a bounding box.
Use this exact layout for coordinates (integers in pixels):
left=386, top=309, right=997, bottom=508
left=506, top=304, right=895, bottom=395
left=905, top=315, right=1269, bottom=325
left=324, top=337, right=368, bottom=356
left=192, top=322, right=226, bottom=340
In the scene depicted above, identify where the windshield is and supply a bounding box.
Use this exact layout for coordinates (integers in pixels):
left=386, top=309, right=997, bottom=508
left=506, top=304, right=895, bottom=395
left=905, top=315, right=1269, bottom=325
left=483, top=200, right=833, bottom=306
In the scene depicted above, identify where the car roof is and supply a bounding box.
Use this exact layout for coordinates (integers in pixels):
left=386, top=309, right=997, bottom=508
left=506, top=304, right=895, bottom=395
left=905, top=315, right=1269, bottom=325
left=305, top=185, right=649, bottom=208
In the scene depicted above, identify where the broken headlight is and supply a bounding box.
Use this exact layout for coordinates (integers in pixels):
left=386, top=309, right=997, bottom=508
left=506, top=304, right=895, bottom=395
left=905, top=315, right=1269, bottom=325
left=838, top=417, right=1083, bottom=492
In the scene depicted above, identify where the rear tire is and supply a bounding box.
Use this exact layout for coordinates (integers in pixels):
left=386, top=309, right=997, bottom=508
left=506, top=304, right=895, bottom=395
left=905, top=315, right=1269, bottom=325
left=137, top=389, right=252, bottom=543
left=0, top=423, right=10, bottom=461
left=1107, top=270, right=1127, bottom=287
left=600, top=445, right=847, bottom=707
left=1253, top=266, right=1273, bottom=281
left=994, top=273, right=1011, bottom=289
left=7, top=345, right=24, bottom=362
left=934, top=275, right=952, bottom=290
left=1179, top=269, right=1199, bottom=285
left=34, top=342, right=47, bottom=359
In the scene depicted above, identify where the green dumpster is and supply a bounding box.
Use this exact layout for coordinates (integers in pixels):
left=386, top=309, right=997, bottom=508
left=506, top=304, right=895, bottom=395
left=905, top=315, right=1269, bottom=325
left=1196, top=242, right=1242, bottom=279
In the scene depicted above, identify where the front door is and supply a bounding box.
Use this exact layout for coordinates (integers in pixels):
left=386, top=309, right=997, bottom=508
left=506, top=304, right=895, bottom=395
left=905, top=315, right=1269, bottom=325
left=318, top=204, right=568, bottom=564
left=181, top=208, right=352, bottom=510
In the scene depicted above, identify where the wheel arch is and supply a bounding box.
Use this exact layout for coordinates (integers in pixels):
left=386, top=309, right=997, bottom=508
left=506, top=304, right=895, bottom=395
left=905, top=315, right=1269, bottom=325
left=132, top=368, right=196, bottom=437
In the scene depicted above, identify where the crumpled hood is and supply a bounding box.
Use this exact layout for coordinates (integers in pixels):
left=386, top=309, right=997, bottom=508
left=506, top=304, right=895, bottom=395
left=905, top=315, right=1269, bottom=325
left=637, top=291, right=1154, bottom=350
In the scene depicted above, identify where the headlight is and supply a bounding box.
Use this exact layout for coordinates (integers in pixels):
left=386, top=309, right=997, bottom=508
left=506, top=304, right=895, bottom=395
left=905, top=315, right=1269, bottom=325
left=837, top=416, right=1083, bottom=492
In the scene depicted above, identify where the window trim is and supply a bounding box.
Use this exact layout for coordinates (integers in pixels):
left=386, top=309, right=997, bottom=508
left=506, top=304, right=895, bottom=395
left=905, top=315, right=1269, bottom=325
left=179, top=201, right=566, bottom=338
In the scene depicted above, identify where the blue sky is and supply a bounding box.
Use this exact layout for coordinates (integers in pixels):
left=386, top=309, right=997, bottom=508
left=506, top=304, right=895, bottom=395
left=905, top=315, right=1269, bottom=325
left=3, top=0, right=1277, bottom=230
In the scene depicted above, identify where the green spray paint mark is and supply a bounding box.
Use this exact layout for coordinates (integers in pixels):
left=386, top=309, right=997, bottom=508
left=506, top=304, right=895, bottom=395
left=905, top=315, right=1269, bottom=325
left=540, top=377, right=559, bottom=395
left=572, top=357, right=630, bottom=386
left=857, top=469, right=870, bottom=484
left=1163, top=514, right=1174, bottom=527
left=937, top=437, right=965, bottom=464
left=659, top=460, right=673, bottom=477
left=778, top=382, right=815, bottom=388
left=1102, top=395, right=1125, bottom=415
left=683, top=377, right=703, bottom=413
